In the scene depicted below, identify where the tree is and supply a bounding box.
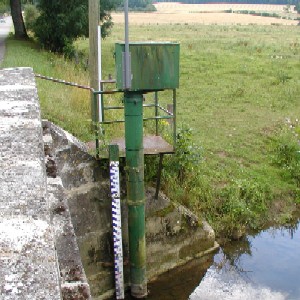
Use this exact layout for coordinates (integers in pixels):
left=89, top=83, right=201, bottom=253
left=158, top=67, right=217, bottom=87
left=0, top=0, right=8, bottom=14
left=129, top=0, right=153, bottom=9
left=33, top=0, right=121, bottom=54
left=0, top=0, right=7, bottom=14
left=24, top=3, right=39, bottom=31
left=10, top=0, right=28, bottom=39
left=296, top=1, right=300, bottom=13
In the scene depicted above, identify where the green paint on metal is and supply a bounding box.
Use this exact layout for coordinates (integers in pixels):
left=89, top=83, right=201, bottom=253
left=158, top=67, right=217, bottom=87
left=109, top=144, right=119, bottom=161
left=124, top=92, right=147, bottom=298
left=115, top=42, right=180, bottom=92
left=126, top=150, right=144, bottom=168
left=128, top=205, right=147, bottom=295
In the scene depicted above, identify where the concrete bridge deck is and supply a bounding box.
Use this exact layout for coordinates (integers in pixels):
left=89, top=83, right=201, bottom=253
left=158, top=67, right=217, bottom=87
left=0, top=67, right=62, bottom=299
left=0, top=67, right=92, bottom=300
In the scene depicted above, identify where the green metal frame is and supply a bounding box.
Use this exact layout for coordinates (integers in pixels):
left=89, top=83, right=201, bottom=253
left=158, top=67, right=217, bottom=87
left=91, top=86, right=177, bottom=154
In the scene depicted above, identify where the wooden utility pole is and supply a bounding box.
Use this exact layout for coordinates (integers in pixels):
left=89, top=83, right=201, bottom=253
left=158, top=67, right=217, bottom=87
left=89, top=0, right=100, bottom=123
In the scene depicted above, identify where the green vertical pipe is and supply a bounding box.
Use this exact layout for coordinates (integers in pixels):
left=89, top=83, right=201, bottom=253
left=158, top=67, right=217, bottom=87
left=124, top=92, right=147, bottom=298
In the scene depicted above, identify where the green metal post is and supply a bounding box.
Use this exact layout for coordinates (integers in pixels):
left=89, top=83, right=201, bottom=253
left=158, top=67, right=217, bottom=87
left=124, top=92, right=147, bottom=298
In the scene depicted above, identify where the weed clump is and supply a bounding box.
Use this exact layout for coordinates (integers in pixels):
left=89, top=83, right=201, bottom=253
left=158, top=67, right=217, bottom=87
left=272, top=119, right=300, bottom=186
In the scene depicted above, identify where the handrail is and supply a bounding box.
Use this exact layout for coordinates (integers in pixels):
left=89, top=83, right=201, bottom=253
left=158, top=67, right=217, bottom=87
left=92, top=89, right=175, bottom=122
left=99, top=115, right=174, bottom=125
left=91, top=88, right=177, bottom=154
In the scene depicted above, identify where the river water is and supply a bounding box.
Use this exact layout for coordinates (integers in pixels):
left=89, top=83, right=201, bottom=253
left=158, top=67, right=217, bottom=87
left=190, top=220, right=300, bottom=300
left=117, top=218, right=300, bottom=299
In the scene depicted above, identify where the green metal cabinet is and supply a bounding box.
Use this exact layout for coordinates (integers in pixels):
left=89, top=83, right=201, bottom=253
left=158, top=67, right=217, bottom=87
left=115, top=42, right=180, bottom=91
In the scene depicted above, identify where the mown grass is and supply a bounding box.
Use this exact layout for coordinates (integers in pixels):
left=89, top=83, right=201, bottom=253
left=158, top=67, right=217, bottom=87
left=2, top=23, right=300, bottom=238
left=1, top=35, right=93, bottom=141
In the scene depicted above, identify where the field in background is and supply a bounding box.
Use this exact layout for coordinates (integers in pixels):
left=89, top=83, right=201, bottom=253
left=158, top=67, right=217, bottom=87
left=3, top=20, right=300, bottom=236
left=154, top=2, right=295, bottom=13
left=86, top=22, right=300, bottom=234
left=112, top=2, right=299, bottom=25
left=99, top=23, right=300, bottom=159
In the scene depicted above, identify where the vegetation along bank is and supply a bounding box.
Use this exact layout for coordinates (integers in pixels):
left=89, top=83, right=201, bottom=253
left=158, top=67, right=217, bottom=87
left=2, top=3, right=300, bottom=242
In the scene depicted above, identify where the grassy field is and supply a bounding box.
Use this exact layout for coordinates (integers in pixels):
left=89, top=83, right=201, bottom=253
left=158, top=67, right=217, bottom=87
left=2, top=20, right=300, bottom=238
left=1, top=36, right=93, bottom=140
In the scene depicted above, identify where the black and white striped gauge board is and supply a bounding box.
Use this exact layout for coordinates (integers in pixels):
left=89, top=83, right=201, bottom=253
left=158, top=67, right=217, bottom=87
left=110, top=160, right=125, bottom=299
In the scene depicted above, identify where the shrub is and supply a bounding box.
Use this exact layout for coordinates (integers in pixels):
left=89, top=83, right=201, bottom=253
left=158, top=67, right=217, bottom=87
left=0, top=3, right=8, bottom=15
left=24, top=4, right=39, bottom=32
left=145, top=4, right=157, bottom=12
left=33, top=0, right=121, bottom=55
left=272, top=121, right=300, bottom=186
left=164, top=126, right=202, bottom=183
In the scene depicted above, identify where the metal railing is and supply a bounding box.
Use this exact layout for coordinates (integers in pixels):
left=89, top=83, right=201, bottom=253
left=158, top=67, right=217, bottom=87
left=35, top=74, right=177, bottom=155
left=91, top=80, right=177, bottom=154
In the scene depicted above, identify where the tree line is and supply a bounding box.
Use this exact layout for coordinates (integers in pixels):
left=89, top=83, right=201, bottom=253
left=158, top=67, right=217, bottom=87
left=154, top=0, right=298, bottom=4
left=2, top=0, right=122, bottom=53
left=2, top=0, right=156, bottom=54
left=2, top=0, right=299, bottom=55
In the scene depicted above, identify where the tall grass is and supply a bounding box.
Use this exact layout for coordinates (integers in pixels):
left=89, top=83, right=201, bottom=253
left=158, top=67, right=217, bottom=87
left=1, top=37, right=92, bottom=141
left=2, top=23, right=300, bottom=237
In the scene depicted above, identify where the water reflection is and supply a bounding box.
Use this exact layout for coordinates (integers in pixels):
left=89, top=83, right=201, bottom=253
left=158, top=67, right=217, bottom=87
left=191, top=220, right=300, bottom=300
left=110, top=254, right=215, bottom=300
left=109, top=219, right=300, bottom=299
left=189, top=267, right=287, bottom=300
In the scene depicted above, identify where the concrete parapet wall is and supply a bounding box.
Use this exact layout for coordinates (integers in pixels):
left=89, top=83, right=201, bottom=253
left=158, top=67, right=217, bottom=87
left=0, top=68, right=62, bottom=299
left=0, top=68, right=91, bottom=300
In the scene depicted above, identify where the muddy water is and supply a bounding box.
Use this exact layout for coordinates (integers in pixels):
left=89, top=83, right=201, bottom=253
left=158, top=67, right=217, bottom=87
left=115, top=219, right=300, bottom=299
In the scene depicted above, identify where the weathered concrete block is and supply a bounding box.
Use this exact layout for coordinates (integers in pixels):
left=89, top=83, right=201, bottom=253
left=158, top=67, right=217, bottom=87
left=145, top=188, right=216, bottom=279
left=0, top=68, right=61, bottom=300
left=61, top=283, right=91, bottom=300
left=0, top=217, right=62, bottom=300
left=46, top=147, right=92, bottom=299
left=66, top=184, right=111, bottom=236
left=43, top=132, right=53, bottom=156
